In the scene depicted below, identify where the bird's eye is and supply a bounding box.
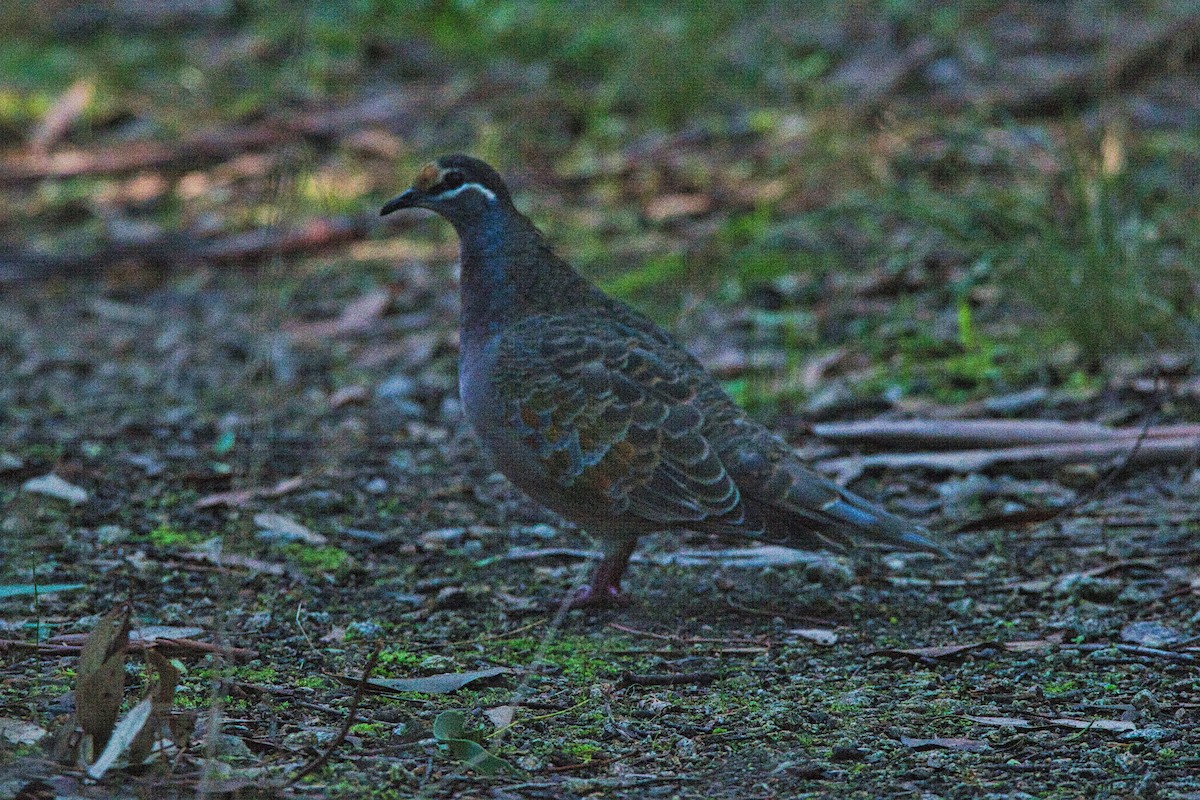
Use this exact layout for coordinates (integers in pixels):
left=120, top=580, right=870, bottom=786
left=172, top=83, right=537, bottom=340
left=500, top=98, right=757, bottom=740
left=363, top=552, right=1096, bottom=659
left=442, top=170, right=465, bottom=191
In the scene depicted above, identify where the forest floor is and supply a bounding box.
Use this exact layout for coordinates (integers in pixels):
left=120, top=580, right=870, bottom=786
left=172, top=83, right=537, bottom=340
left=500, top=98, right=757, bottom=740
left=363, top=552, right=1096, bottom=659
left=2, top=3, right=1200, bottom=798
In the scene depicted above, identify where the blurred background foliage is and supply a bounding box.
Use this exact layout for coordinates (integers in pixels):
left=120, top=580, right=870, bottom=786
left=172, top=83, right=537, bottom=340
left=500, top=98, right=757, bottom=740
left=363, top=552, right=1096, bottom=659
left=1, top=0, right=1198, bottom=409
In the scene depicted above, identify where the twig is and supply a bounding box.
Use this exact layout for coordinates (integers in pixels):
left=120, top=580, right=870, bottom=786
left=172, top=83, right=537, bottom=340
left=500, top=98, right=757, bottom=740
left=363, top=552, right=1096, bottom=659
left=286, top=643, right=384, bottom=787
left=545, top=753, right=631, bottom=773
left=812, top=419, right=1200, bottom=450
left=143, top=637, right=255, bottom=660
left=0, top=636, right=254, bottom=659
left=1060, top=643, right=1196, bottom=664
left=818, top=435, right=1200, bottom=480
left=722, top=593, right=838, bottom=626
left=607, top=622, right=772, bottom=647
left=950, top=508, right=1062, bottom=533
left=0, top=640, right=79, bottom=655
left=409, top=619, right=547, bottom=651
left=617, top=671, right=720, bottom=688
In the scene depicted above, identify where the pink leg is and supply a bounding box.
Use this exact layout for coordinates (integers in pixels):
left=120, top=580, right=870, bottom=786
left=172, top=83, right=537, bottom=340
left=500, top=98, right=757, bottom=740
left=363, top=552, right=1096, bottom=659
left=570, top=538, right=637, bottom=609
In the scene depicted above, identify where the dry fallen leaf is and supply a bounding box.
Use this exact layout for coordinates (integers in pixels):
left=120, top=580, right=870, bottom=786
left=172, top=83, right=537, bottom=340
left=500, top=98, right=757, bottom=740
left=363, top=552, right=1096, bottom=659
left=128, top=648, right=182, bottom=767
left=642, top=193, right=712, bottom=222
left=1120, top=620, right=1181, bottom=648
left=195, top=476, right=303, bottom=509
left=900, top=735, right=990, bottom=753
left=129, top=626, right=205, bottom=643
left=873, top=642, right=992, bottom=661
left=85, top=696, right=153, bottom=779
left=1001, top=635, right=1063, bottom=651
left=76, top=605, right=131, bottom=758
left=285, top=288, right=392, bottom=342
left=1049, top=718, right=1136, bottom=733
left=484, top=705, right=517, bottom=729
left=790, top=628, right=839, bottom=646
left=254, top=512, right=327, bottom=545
left=963, top=714, right=1032, bottom=728
left=31, top=78, right=94, bottom=153
left=22, top=473, right=89, bottom=505
left=341, top=667, right=513, bottom=695
left=329, top=384, right=369, bottom=408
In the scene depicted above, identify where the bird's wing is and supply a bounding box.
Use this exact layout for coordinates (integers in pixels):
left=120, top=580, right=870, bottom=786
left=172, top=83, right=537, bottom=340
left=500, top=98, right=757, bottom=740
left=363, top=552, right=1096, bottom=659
left=493, top=315, right=745, bottom=527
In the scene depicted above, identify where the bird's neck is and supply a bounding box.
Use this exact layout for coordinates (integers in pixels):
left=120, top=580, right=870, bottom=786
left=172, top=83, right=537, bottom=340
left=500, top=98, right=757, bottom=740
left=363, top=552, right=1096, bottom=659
left=455, top=207, right=592, bottom=341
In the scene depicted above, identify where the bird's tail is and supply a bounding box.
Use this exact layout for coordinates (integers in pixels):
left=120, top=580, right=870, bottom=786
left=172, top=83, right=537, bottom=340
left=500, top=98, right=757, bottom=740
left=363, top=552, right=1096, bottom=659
left=816, top=488, right=952, bottom=557
left=727, top=429, right=952, bottom=557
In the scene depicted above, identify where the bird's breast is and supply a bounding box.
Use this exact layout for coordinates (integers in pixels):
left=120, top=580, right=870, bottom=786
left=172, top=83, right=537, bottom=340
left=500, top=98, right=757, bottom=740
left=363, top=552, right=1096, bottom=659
left=459, top=332, right=542, bottom=476
left=458, top=331, right=502, bottom=431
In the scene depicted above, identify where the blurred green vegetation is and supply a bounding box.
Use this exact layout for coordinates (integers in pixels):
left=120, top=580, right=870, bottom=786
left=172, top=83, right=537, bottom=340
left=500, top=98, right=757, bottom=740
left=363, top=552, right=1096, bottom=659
left=877, top=126, right=1199, bottom=362
left=1, top=0, right=1197, bottom=405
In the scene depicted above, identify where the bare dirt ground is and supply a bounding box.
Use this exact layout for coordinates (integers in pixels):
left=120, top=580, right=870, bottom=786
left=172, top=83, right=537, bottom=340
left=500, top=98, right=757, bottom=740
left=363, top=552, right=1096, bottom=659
left=2, top=259, right=1198, bottom=799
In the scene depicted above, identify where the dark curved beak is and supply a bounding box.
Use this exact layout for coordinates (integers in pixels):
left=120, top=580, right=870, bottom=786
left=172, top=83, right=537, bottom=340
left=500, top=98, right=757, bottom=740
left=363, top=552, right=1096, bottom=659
left=380, top=188, right=422, bottom=216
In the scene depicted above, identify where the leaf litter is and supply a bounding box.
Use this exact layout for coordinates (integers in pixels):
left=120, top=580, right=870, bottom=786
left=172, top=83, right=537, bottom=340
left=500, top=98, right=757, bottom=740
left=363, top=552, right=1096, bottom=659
left=2, top=4, right=1200, bottom=797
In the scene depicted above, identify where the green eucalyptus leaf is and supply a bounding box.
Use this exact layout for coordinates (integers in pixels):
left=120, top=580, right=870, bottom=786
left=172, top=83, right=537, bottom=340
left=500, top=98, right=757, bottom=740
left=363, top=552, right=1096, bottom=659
left=432, top=711, right=521, bottom=776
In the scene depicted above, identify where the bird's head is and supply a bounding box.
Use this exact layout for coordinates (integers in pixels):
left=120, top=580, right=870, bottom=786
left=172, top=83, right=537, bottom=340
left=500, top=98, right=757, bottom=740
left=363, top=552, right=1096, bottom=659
left=380, top=155, right=512, bottom=225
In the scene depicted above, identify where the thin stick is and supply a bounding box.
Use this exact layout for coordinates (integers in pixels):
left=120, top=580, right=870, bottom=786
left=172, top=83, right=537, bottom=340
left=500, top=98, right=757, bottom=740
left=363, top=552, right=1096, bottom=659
left=286, top=643, right=384, bottom=787
left=617, top=671, right=720, bottom=688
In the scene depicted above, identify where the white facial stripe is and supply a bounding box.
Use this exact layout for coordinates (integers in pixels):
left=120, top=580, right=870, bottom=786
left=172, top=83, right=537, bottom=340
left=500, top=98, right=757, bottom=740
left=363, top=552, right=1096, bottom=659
left=437, top=182, right=497, bottom=202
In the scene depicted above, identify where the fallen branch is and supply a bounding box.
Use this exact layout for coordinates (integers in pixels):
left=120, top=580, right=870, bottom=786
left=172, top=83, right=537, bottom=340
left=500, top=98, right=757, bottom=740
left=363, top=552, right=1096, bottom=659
left=1, top=127, right=285, bottom=184
left=988, top=14, right=1200, bottom=118
left=616, top=671, right=720, bottom=688
left=873, top=636, right=1195, bottom=665
left=0, top=90, right=426, bottom=184
left=1, top=635, right=255, bottom=660
left=812, top=419, right=1200, bottom=450
left=1062, top=643, right=1197, bottom=664
left=0, top=215, right=377, bottom=283
left=818, top=434, right=1199, bottom=480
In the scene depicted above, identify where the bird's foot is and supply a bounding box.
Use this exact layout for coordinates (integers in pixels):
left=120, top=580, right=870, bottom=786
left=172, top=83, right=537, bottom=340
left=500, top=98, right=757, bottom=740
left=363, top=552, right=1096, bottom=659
left=568, top=583, right=631, bottom=610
